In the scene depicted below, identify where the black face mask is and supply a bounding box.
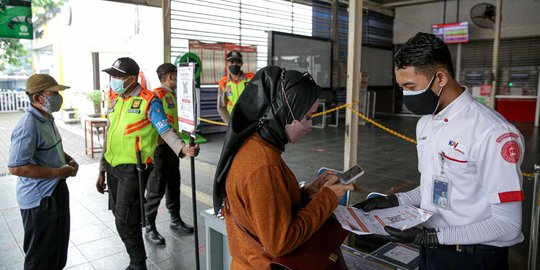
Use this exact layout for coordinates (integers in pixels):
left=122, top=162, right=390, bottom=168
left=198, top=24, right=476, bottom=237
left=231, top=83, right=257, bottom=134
left=403, top=75, right=444, bottom=115
left=228, top=65, right=241, bottom=75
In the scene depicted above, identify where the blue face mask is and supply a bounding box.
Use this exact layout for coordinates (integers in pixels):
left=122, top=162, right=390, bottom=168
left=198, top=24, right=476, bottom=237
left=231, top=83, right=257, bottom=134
left=111, top=77, right=129, bottom=95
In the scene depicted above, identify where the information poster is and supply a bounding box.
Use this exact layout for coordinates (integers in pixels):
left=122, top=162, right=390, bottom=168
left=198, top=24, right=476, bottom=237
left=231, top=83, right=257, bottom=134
left=0, top=0, right=33, bottom=39
left=177, top=64, right=196, bottom=133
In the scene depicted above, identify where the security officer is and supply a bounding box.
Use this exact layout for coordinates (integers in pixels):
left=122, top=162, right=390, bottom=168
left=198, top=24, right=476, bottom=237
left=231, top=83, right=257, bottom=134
left=96, top=57, right=200, bottom=270
left=355, top=33, right=524, bottom=270
left=144, top=63, right=193, bottom=246
left=217, top=50, right=254, bottom=124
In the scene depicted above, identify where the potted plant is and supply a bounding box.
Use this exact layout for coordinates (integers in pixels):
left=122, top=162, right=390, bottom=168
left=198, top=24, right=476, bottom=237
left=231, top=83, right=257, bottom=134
left=85, top=90, right=102, bottom=117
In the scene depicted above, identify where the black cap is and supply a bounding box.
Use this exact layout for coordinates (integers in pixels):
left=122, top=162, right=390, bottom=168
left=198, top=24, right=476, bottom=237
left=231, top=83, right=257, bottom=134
left=226, top=51, right=243, bottom=62
left=102, top=57, right=140, bottom=77
left=156, top=63, right=177, bottom=76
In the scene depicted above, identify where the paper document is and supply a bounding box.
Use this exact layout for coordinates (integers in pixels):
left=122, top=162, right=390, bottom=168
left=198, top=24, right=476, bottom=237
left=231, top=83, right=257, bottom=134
left=334, top=205, right=433, bottom=236
left=383, top=245, right=417, bottom=264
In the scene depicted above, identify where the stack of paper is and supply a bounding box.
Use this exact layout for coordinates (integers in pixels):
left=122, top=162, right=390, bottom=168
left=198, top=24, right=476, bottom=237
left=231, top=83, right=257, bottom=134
left=334, top=205, right=433, bottom=236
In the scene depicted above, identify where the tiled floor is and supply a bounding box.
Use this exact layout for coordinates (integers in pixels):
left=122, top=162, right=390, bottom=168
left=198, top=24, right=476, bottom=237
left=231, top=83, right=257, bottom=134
left=0, top=111, right=538, bottom=269
left=0, top=163, right=210, bottom=270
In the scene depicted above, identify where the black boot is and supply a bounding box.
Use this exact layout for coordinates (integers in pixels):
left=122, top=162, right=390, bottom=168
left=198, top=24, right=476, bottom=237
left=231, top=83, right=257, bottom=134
left=125, top=261, right=147, bottom=270
left=144, top=221, right=165, bottom=245
left=170, top=213, right=194, bottom=233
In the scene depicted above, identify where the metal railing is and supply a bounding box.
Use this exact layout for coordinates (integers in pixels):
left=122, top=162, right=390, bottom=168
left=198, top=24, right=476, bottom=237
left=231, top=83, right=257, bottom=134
left=0, top=90, right=30, bottom=112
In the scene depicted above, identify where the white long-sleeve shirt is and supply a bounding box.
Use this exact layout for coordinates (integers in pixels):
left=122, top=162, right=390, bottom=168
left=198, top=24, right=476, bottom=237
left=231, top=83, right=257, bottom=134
left=398, top=89, right=524, bottom=247
left=396, top=187, right=522, bottom=245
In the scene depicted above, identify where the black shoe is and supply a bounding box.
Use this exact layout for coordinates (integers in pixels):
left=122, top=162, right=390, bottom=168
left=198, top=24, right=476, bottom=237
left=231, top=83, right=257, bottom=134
left=170, top=216, right=194, bottom=233
left=125, top=261, right=147, bottom=270
left=145, top=224, right=165, bottom=245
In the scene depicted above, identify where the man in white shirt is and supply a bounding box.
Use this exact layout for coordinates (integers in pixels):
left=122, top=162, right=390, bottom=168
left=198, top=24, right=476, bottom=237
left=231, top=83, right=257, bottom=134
left=355, top=32, right=524, bottom=270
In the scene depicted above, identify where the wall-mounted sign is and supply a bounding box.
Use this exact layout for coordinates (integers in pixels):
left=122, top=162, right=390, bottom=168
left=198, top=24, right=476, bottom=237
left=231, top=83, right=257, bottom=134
left=432, top=21, right=469, bottom=44
left=0, top=0, right=33, bottom=39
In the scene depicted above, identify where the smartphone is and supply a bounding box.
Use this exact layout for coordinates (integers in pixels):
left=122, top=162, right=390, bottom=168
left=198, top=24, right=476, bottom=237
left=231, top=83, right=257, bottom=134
left=340, top=165, right=365, bottom=184
left=317, top=167, right=342, bottom=177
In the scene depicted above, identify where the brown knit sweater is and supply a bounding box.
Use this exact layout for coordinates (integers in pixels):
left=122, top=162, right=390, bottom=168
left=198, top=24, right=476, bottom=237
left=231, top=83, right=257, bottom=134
left=224, top=134, right=338, bottom=269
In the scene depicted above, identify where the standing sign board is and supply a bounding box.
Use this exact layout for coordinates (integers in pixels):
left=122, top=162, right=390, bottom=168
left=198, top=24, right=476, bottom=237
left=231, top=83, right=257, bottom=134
left=177, top=63, right=196, bottom=133
left=177, top=62, right=202, bottom=270
left=0, top=0, right=33, bottom=39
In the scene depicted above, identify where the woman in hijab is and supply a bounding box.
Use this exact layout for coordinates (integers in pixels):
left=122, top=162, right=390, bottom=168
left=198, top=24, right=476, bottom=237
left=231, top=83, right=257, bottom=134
left=213, top=66, right=354, bottom=269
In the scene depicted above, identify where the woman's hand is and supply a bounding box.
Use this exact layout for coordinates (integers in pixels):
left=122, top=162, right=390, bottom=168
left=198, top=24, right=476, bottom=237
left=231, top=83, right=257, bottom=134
left=324, top=176, right=354, bottom=200
left=304, top=171, right=338, bottom=198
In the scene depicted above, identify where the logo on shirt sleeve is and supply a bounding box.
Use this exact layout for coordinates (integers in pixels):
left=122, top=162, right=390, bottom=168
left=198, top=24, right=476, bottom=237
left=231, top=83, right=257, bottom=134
left=496, top=132, right=520, bottom=164
left=501, top=141, right=520, bottom=164
left=496, top=132, right=519, bottom=143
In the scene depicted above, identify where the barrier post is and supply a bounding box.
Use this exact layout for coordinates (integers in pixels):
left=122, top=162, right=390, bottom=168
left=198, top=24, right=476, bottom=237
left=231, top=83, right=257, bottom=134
left=528, top=164, right=540, bottom=270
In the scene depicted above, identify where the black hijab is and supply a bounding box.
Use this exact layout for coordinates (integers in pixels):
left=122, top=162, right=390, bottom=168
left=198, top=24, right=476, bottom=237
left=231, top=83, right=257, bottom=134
left=212, top=66, right=322, bottom=214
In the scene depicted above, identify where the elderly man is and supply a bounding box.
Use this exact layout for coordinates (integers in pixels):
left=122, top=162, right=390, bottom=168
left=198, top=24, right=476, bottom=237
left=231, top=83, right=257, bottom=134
left=8, top=74, right=79, bottom=270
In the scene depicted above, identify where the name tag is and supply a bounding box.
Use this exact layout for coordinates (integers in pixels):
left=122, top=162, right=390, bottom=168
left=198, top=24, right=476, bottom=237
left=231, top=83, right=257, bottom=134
left=432, top=174, right=451, bottom=209
left=128, top=109, right=141, bottom=114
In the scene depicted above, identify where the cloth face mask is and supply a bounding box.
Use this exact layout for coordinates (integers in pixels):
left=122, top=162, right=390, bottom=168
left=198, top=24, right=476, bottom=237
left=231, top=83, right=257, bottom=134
left=403, top=75, right=444, bottom=115
left=228, top=65, right=241, bottom=75
left=39, top=94, right=63, bottom=114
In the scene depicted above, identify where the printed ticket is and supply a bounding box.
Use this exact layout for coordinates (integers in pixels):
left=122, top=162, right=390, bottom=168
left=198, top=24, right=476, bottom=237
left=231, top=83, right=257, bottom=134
left=333, top=205, right=433, bottom=236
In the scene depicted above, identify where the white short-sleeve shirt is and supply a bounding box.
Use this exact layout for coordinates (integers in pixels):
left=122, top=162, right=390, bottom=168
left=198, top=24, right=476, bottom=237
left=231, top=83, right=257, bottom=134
left=416, top=89, right=524, bottom=246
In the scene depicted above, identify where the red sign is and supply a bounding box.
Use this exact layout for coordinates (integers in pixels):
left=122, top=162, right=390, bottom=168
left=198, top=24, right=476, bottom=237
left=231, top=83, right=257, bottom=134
left=480, top=85, right=492, bottom=96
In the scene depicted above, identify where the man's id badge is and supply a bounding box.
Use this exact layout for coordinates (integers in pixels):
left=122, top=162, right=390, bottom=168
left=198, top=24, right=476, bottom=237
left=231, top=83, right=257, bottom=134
left=432, top=174, right=450, bottom=209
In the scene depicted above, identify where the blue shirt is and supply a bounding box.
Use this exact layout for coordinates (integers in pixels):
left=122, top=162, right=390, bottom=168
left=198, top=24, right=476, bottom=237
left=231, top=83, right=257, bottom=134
left=8, top=106, right=66, bottom=209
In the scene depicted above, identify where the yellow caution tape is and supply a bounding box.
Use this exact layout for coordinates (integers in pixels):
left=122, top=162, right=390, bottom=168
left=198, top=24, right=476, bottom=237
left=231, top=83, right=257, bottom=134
left=312, top=100, right=361, bottom=118
left=349, top=107, right=418, bottom=145
left=198, top=100, right=362, bottom=127
left=198, top=117, right=227, bottom=126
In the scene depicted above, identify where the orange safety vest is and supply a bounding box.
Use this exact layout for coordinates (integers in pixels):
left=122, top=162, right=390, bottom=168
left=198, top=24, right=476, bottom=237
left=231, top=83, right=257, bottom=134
left=105, top=88, right=158, bottom=166
left=218, top=72, right=254, bottom=113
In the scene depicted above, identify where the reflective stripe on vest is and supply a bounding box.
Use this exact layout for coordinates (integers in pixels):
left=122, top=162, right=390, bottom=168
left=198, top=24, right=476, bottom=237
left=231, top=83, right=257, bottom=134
left=105, top=88, right=158, bottom=166
left=153, top=87, right=179, bottom=132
